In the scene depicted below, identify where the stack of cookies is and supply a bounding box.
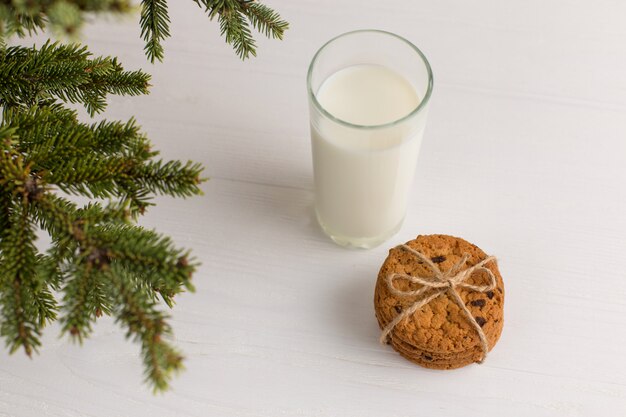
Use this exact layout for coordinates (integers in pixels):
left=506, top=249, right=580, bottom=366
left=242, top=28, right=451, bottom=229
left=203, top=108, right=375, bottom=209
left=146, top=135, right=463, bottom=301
left=374, top=234, right=505, bottom=369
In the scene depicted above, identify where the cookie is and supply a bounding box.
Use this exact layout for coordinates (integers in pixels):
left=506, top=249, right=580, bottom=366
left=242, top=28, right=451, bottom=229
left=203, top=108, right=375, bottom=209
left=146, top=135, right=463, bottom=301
left=390, top=342, right=477, bottom=370
left=390, top=338, right=479, bottom=368
left=374, top=234, right=504, bottom=369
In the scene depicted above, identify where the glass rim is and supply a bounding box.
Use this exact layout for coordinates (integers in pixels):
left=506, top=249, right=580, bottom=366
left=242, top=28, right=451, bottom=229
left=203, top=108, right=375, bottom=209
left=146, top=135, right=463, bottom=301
left=306, top=29, right=434, bottom=130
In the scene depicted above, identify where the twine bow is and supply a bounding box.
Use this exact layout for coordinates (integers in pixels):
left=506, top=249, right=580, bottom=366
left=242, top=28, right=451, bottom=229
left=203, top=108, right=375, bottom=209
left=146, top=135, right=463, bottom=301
left=380, top=244, right=497, bottom=363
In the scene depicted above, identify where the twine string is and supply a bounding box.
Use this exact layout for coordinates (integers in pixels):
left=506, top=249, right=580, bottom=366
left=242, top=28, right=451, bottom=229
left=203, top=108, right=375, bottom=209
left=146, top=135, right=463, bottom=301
left=380, top=244, right=497, bottom=363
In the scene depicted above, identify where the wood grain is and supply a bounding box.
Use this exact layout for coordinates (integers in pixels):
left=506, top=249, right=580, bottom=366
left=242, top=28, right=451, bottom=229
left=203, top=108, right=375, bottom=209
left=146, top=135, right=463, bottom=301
left=2, top=1, right=626, bottom=415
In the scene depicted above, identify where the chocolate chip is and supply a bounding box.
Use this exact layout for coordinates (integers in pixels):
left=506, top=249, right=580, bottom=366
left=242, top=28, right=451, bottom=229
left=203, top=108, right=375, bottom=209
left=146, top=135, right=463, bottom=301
left=423, top=355, right=433, bottom=361
left=486, top=291, right=494, bottom=299
left=470, top=299, right=486, bottom=307
left=475, top=316, right=487, bottom=327
left=430, top=255, right=446, bottom=264
left=394, top=305, right=403, bottom=314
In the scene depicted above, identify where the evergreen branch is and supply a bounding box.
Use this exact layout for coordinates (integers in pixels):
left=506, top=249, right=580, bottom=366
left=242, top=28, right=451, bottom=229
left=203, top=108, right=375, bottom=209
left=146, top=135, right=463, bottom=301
left=99, top=60, right=152, bottom=97
left=30, top=195, right=85, bottom=284
left=0, top=0, right=287, bottom=62
left=140, top=0, right=170, bottom=63
left=0, top=0, right=133, bottom=39
left=0, top=0, right=292, bottom=392
left=30, top=194, right=131, bottom=339
left=34, top=254, right=63, bottom=291
left=92, top=224, right=196, bottom=297
left=193, top=0, right=288, bottom=60
left=0, top=123, right=17, bottom=143
left=0, top=141, right=35, bottom=197
left=9, top=106, right=151, bottom=165
left=32, top=191, right=193, bottom=308
left=76, top=201, right=132, bottom=225
left=0, top=3, right=46, bottom=38
left=48, top=153, right=135, bottom=184
left=0, top=42, right=151, bottom=116
left=3, top=104, right=201, bottom=214
left=46, top=1, right=83, bottom=36
left=89, top=118, right=152, bottom=157
left=242, top=1, right=288, bottom=40
left=31, top=263, right=59, bottom=326
left=31, top=193, right=82, bottom=242
left=109, top=263, right=183, bottom=392
left=0, top=42, right=92, bottom=108
left=130, top=160, right=204, bottom=198
left=60, top=261, right=106, bottom=341
left=48, top=157, right=203, bottom=208
left=0, top=203, right=49, bottom=356
left=6, top=105, right=86, bottom=155
left=31, top=193, right=130, bottom=261
left=218, top=4, right=256, bottom=59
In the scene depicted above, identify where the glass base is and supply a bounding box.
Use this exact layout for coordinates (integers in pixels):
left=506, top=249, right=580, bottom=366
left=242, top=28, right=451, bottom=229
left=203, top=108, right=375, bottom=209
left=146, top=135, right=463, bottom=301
left=316, top=211, right=404, bottom=249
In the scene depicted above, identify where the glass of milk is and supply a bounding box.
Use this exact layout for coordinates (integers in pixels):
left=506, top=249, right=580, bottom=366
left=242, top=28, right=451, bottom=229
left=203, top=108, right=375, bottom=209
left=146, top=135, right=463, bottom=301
left=307, top=30, right=433, bottom=248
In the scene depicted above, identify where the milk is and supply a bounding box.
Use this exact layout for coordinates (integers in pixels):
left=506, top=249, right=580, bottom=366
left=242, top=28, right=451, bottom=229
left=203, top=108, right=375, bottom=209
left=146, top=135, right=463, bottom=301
left=310, top=64, right=427, bottom=248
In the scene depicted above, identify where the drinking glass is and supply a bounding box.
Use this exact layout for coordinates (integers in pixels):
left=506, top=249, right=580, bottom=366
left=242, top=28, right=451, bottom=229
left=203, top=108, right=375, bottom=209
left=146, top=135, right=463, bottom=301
left=307, top=30, right=433, bottom=248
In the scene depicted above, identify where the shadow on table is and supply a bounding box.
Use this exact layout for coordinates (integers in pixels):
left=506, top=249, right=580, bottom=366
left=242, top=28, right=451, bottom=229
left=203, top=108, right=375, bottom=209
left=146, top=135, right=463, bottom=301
left=327, top=262, right=384, bottom=350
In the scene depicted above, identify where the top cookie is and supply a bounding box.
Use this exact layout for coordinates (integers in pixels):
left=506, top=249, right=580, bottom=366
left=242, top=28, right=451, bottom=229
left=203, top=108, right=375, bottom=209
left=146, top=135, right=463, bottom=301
left=374, top=234, right=505, bottom=357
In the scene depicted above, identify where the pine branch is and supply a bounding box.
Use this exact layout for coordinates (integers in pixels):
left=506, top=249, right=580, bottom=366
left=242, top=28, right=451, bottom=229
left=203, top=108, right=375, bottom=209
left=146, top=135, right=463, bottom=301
left=0, top=203, right=50, bottom=356
left=217, top=3, right=256, bottom=59
left=0, top=0, right=133, bottom=39
left=30, top=190, right=194, bottom=347
left=0, top=0, right=287, bottom=62
left=91, top=224, right=195, bottom=298
left=9, top=106, right=151, bottom=166
left=140, top=0, right=170, bottom=63
left=32, top=196, right=115, bottom=341
left=0, top=0, right=288, bottom=392
left=0, top=43, right=203, bottom=389
left=0, top=3, right=46, bottom=38
left=0, top=42, right=151, bottom=116
left=46, top=1, right=83, bottom=36
left=110, top=264, right=183, bottom=392
left=194, top=0, right=289, bottom=60
left=60, top=262, right=108, bottom=341
left=242, top=1, right=288, bottom=40
left=3, top=102, right=201, bottom=219
left=130, top=160, right=205, bottom=198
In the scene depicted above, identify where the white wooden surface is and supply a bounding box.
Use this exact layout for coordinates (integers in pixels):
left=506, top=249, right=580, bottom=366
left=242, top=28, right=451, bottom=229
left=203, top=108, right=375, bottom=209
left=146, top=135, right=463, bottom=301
left=2, top=1, right=626, bottom=416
